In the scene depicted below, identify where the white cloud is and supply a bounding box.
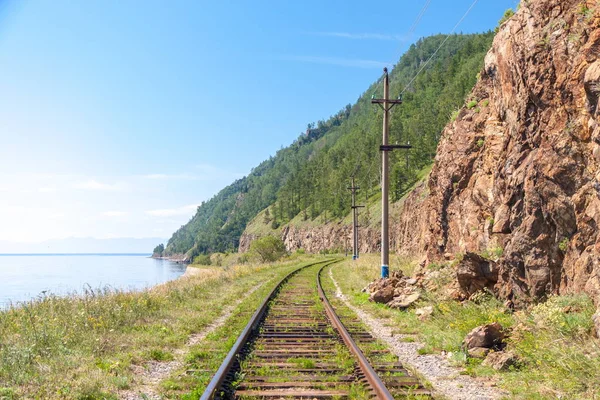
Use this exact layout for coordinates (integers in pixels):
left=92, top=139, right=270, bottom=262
left=308, top=31, right=410, bottom=41
left=281, top=55, right=390, bottom=69
left=38, top=187, right=57, bottom=193
left=74, top=180, right=123, bottom=191
left=145, top=204, right=198, bottom=217
left=102, top=211, right=128, bottom=217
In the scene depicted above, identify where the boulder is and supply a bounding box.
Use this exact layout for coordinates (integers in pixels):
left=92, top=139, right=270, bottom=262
left=468, top=347, right=491, bottom=359
left=369, top=286, right=395, bottom=304
left=456, top=252, right=499, bottom=297
left=387, top=292, right=420, bottom=310
left=464, top=322, right=505, bottom=349
left=483, top=351, right=520, bottom=371
left=415, top=305, right=433, bottom=320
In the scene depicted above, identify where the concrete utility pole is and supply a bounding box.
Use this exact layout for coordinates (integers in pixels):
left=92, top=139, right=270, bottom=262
left=348, top=177, right=364, bottom=260
left=371, top=67, right=411, bottom=278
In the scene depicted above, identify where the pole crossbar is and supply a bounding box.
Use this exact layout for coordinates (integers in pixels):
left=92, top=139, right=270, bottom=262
left=380, top=145, right=412, bottom=151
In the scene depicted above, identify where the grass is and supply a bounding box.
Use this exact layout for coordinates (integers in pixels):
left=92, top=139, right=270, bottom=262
left=0, top=256, right=320, bottom=399
left=331, top=254, right=600, bottom=399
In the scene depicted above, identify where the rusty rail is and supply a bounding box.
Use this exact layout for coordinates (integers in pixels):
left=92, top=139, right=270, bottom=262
left=316, top=264, right=395, bottom=400
left=200, top=258, right=336, bottom=400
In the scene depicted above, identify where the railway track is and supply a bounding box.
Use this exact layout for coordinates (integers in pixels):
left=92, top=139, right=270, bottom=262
left=201, top=259, right=431, bottom=399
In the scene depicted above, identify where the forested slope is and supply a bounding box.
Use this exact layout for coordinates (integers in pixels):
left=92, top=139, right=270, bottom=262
left=163, top=32, right=495, bottom=259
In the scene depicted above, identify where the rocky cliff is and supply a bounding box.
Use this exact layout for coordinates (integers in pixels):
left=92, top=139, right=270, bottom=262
left=400, top=0, right=600, bottom=304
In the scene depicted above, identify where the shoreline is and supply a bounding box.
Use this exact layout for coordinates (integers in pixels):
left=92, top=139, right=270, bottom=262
left=151, top=254, right=190, bottom=264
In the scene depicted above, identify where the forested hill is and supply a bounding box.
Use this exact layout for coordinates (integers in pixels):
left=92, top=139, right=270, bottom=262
left=162, top=32, right=495, bottom=259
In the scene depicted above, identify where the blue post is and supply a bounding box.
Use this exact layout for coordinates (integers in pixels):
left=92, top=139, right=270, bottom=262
left=352, top=255, right=357, bottom=260
left=381, top=265, right=389, bottom=278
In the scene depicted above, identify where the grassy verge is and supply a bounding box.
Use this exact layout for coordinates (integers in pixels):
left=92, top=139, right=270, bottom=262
left=0, top=256, right=321, bottom=399
left=331, top=254, right=600, bottom=399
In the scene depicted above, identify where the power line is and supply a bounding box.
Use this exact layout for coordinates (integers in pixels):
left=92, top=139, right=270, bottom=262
left=388, top=0, right=432, bottom=67
left=408, top=0, right=432, bottom=34
left=399, top=0, right=480, bottom=96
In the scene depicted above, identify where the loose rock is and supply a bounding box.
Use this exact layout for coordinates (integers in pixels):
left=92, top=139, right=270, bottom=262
left=369, top=286, right=395, bottom=304
left=456, top=253, right=499, bottom=297
left=483, top=351, right=520, bottom=371
left=468, top=347, right=491, bottom=359
left=415, top=306, right=433, bottom=320
left=387, top=292, right=420, bottom=310
left=464, top=322, right=505, bottom=350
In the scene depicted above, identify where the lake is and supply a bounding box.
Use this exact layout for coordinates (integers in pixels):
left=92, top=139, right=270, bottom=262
left=0, top=254, right=187, bottom=308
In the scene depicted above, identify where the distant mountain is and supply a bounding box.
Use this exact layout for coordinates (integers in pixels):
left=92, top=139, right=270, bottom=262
left=0, top=237, right=167, bottom=254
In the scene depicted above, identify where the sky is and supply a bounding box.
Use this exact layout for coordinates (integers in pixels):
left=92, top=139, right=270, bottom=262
left=0, top=0, right=518, bottom=247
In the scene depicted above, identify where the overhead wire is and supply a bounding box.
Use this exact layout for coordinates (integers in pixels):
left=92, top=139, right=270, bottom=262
left=399, top=0, right=480, bottom=96
left=359, top=0, right=434, bottom=182
left=387, top=0, right=432, bottom=68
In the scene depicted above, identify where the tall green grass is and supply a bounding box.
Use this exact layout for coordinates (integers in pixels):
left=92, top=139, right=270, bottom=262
left=0, top=259, right=308, bottom=399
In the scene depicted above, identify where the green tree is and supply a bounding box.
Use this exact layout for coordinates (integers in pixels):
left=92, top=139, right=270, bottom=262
left=152, top=243, right=164, bottom=256
left=249, top=236, right=287, bottom=263
left=193, top=254, right=211, bottom=265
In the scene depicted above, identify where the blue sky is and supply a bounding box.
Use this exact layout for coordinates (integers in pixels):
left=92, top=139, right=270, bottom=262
left=0, top=0, right=517, bottom=245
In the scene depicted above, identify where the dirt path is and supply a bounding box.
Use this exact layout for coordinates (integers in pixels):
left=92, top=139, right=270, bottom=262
left=119, top=282, right=264, bottom=400
left=328, top=268, right=507, bottom=400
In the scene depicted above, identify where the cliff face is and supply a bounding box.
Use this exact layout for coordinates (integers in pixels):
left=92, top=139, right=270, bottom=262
left=402, top=0, right=600, bottom=303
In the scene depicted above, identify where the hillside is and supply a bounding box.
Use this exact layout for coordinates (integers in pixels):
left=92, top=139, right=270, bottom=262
left=163, top=31, right=495, bottom=260
left=395, top=0, right=600, bottom=304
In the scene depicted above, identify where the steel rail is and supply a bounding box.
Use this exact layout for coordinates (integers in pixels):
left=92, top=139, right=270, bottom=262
left=200, top=258, right=338, bottom=400
left=316, top=264, right=395, bottom=400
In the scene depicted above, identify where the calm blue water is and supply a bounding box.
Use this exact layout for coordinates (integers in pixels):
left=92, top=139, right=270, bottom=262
left=0, top=254, right=187, bottom=308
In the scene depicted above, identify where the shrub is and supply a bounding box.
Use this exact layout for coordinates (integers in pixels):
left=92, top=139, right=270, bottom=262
left=237, top=253, right=250, bottom=264
left=559, top=237, right=570, bottom=252
left=495, top=9, right=515, bottom=32
left=249, top=235, right=287, bottom=263
left=481, top=245, right=503, bottom=261
left=193, top=254, right=211, bottom=265
left=467, top=100, right=478, bottom=109
left=450, top=109, right=460, bottom=122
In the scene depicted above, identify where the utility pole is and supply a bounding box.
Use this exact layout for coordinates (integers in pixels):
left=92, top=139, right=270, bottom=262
left=348, top=177, right=364, bottom=260
left=371, top=67, right=411, bottom=278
